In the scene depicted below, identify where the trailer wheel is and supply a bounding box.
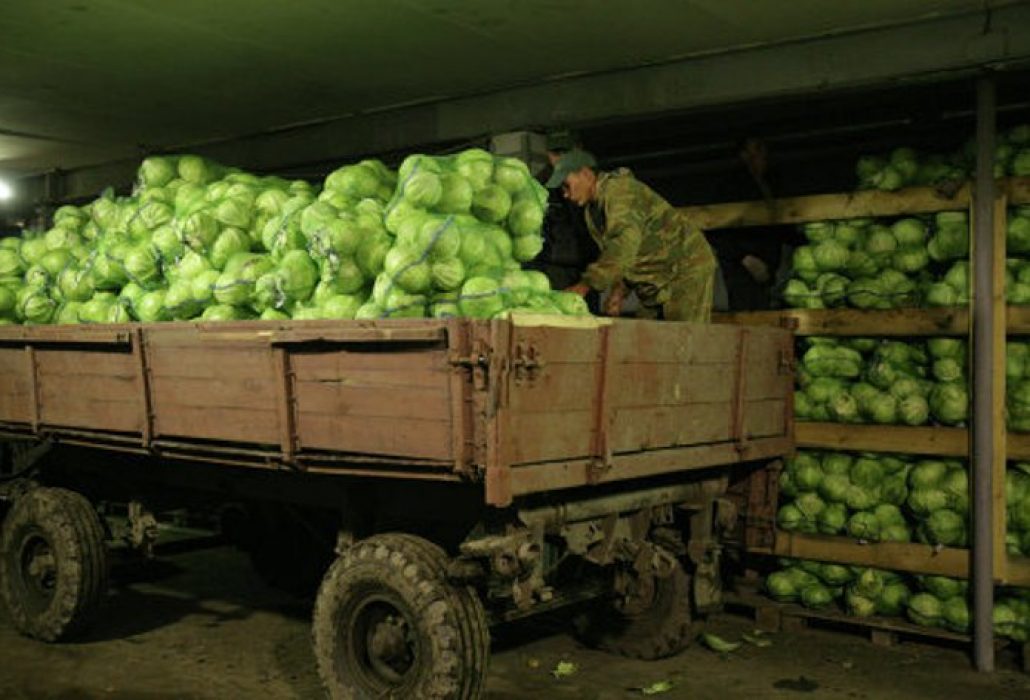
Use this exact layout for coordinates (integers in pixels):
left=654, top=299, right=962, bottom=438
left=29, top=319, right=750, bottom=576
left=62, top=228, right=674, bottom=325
left=576, top=548, right=694, bottom=660
left=312, top=533, right=489, bottom=700
left=0, top=487, right=108, bottom=641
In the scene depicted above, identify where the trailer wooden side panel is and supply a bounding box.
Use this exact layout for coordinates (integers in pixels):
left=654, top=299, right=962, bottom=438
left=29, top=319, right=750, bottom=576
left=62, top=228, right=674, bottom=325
left=36, top=348, right=141, bottom=433
left=147, top=334, right=281, bottom=445
left=0, top=348, right=32, bottom=424
left=290, top=345, right=454, bottom=461
left=492, top=318, right=794, bottom=502
left=0, top=317, right=794, bottom=507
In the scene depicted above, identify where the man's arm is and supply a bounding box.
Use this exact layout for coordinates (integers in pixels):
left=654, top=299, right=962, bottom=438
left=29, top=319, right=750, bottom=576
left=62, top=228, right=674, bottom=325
left=579, top=187, right=644, bottom=291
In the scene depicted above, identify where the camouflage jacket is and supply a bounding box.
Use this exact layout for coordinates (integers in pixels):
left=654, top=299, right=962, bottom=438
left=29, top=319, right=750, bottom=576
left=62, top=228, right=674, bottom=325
left=581, top=169, right=714, bottom=306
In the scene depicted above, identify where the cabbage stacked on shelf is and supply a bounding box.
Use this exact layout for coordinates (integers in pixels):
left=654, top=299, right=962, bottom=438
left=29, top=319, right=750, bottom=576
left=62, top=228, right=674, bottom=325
left=795, top=337, right=968, bottom=428
left=765, top=559, right=1030, bottom=642
left=855, top=124, right=1030, bottom=192
left=0, top=150, right=588, bottom=325
left=775, top=451, right=1030, bottom=552
left=781, top=123, right=1030, bottom=313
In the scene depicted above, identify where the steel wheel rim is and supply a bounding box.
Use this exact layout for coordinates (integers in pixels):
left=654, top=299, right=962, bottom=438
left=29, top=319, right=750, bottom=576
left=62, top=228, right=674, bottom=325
left=17, top=528, right=57, bottom=613
left=346, top=593, right=418, bottom=689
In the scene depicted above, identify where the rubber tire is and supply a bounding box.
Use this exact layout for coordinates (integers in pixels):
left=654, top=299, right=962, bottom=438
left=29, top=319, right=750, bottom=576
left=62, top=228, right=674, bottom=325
left=312, top=533, right=489, bottom=700
left=0, top=487, right=109, bottom=642
left=576, top=559, right=694, bottom=660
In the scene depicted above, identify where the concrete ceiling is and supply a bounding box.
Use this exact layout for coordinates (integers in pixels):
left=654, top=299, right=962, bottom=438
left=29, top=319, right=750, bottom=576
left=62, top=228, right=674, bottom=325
left=0, top=0, right=1013, bottom=179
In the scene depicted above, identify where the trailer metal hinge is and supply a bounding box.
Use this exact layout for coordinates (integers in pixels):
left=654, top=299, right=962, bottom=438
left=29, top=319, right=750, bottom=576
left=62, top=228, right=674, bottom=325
left=448, top=353, right=489, bottom=368
left=511, top=342, right=543, bottom=383
left=778, top=349, right=795, bottom=376
left=450, top=340, right=492, bottom=392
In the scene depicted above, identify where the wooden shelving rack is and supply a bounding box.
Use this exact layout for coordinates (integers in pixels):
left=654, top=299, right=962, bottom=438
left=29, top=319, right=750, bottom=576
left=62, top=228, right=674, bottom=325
left=699, top=176, right=1030, bottom=587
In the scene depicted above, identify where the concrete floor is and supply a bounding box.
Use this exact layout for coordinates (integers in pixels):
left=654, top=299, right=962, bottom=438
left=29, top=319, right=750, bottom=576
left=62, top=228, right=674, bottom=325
left=0, top=542, right=1028, bottom=700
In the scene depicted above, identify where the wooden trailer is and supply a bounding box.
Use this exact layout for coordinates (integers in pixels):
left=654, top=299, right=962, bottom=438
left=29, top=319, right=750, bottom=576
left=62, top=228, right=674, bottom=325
left=0, top=314, right=793, bottom=699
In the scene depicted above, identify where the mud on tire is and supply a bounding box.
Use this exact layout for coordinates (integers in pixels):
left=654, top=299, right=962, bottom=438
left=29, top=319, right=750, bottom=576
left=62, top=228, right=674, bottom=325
left=575, top=554, right=694, bottom=660
left=312, top=533, right=489, bottom=700
left=0, top=487, right=109, bottom=641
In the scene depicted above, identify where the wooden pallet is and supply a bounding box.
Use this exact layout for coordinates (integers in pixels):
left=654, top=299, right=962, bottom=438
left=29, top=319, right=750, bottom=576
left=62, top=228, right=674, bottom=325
left=725, top=584, right=972, bottom=649
left=726, top=583, right=1030, bottom=671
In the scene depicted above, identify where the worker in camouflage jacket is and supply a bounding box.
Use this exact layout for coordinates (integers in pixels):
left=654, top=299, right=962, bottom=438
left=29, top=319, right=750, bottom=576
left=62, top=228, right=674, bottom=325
left=547, top=149, right=717, bottom=322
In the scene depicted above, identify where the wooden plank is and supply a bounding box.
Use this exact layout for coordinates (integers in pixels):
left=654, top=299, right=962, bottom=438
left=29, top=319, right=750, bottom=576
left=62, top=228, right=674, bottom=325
left=0, top=326, right=133, bottom=345
left=680, top=182, right=972, bottom=230
left=716, top=308, right=969, bottom=337
left=1008, top=433, right=1030, bottom=460
left=40, top=396, right=142, bottom=432
left=745, top=399, right=790, bottom=438
left=608, top=320, right=748, bottom=365
left=1009, top=305, right=1030, bottom=334
left=509, top=350, right=787, bottom=416
left=150, top=375, right=277, bottom=410
left=505, top=410, right=594, bottom=463
left=34, top=350, right=136, bottom=378
left=509, top=325, right=601, bottom=364
left=295, top=412, right=452, bottom=462
left=506, top=399, right=786, bottom=464
left=744, top=335, right=794, bottom=402
left=0, top=373, right=30, bottom=395
left=1007, top=176, right=1030, bottom=205
left=718, top=304, right=1030, bottom=335
left=39, top=373, right=137, bottom=404
left=0, top=389, right=32, bottom=424
left=0, top=348, right=27, bottom=374
left=271, top=325, right=446, bottom=344
left=770, top=532, right=970, bottom=578
left=153, top=405, right=279, bottom=444
left=148, top=345, right=272, bottom=380
left=509, top=362, right=742, bottom=414
left=729, top=585, right=973, bottom=644
left=613, top=402, right=735, bottom=452
left=293, top=380, right=450, bottom=421
left=290, top=349, right=449, bottom=381
left=796, top=422, right=969, bottom=457
left=507, top=363, right=599, bottom=412
left=506, top=435, right=792, bottom=497
left=1008, top=554, right=1030, bottom=587
left=612, top=363, right=739, bottom=405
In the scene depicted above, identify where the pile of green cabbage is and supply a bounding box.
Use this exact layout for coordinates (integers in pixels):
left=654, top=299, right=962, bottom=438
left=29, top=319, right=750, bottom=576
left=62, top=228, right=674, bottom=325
left=368, top=150, right=586, bottom=319
left=0, top=150, right=586, bottom=325
left=781, top=214, right=972, bottom=311
left=783, top=207, right=1030, bottom=310
left=765, top=559, right=1030, bottom=641
left=774, top=450, right=1030, bottom=547
left=779, top=451, right=961, bottom=547
left=795, top=336, right=969, bottom=427
left=778, top=451, right=1030, bottom=554
left=854, top=124, right=1030, bottom=192
left=784, top=123, right=1030, bottom=311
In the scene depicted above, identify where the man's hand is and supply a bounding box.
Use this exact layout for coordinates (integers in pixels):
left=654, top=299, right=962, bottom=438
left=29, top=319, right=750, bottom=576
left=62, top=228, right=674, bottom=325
left=603, top=280, right=627, bottom=317
left=564, top=282, right=591, bottom=297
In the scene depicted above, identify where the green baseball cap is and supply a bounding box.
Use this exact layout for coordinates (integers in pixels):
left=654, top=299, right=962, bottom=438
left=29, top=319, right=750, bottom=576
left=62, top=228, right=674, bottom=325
left=545, top=148, right=597, bottom=188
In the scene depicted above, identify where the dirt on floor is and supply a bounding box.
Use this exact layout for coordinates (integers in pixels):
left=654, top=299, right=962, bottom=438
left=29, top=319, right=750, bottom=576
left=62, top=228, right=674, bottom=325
left=0, top=541, right=1028, bottom=700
